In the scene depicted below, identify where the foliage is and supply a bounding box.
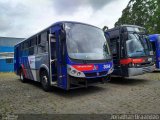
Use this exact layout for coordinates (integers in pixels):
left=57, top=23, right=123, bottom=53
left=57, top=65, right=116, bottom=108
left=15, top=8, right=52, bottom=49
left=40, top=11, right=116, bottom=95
left=115, top=0, right=160, bottom=34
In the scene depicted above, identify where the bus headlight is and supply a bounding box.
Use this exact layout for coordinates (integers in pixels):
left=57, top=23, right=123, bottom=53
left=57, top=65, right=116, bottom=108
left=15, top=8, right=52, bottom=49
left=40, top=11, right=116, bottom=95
left=67, top=65, right=85, bottom=78
left=77, top=72, right=81, bottom=76
left=71, top=70, right=77, bottom=74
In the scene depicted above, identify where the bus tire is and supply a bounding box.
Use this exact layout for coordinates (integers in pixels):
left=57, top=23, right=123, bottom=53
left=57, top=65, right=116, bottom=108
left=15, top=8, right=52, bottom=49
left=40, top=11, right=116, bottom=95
left=20, top=69, right=27, bottom=83
left=40, top=70, right=52, bottom=92
left=106, top=74, right=111, bottom=82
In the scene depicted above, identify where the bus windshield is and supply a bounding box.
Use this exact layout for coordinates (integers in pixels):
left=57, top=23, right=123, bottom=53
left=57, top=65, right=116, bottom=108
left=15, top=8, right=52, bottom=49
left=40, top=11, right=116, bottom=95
left=142, top=35, right=153, bottom=53
left=65, top=23, right=111, bottom=60
left=126, top=33, right=150, bottom=57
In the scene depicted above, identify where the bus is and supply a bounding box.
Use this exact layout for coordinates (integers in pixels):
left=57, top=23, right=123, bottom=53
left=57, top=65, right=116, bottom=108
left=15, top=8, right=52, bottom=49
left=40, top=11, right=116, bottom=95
left=14, top=21, right=113, bottom=91
left=104, top=25, right=155, bottom=77
left=149, top=34, right=160, bottom=69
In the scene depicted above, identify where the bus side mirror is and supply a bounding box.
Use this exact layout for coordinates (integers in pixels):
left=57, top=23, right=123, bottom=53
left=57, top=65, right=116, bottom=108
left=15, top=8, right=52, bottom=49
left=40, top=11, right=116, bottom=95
left=103, top=26, right=108, bottom=32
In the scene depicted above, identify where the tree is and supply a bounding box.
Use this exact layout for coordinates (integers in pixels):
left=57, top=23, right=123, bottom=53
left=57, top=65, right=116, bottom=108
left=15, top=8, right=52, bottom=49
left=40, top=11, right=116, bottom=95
left=115, top=0, right=160, bottom=34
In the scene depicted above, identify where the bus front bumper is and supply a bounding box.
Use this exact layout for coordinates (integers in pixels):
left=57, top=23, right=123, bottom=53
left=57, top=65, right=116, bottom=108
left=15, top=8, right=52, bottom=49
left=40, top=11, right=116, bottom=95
left=128, top=65, right=155, bottom=77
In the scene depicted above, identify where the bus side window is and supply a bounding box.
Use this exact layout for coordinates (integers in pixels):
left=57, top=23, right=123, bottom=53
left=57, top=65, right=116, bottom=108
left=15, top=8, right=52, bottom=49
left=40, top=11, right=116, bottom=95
left=24, top=41, right=30, bottom=49
left=38, top=31, right=49, bottom=53
left=22, top=41, right=30, bottom=56
left=29, top=37, right=37, bottom=55
left=50, top=33, right=56, bottom=59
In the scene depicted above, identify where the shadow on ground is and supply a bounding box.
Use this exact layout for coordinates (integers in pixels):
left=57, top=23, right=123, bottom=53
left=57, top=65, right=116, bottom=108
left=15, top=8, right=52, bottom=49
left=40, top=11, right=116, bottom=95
left=17, top=78, right=107, bottom=98
left=51, top=85, right=107, bottom=98
left=153, top=70, right=160, bottom=73
left=109, top=77, right=148, bottom=86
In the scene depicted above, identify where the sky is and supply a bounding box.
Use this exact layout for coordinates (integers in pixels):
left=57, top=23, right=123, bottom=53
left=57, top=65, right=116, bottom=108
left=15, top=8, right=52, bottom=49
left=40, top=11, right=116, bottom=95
left=0, top=0, right=129, bottom=38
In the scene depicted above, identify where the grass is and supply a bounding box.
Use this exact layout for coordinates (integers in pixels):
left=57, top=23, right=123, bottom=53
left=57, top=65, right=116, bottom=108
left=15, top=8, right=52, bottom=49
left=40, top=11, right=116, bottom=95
left=0, top=72, right=17, bottom=78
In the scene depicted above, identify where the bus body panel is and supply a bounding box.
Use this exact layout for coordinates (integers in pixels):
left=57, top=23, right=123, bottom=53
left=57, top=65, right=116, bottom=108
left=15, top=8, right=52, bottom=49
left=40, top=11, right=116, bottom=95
left=105, top=25, right=155, bottom=77
left=14, top=21, right=113, bottom=90
left=149, top=34, right=160, bottom=69
left=127, top=65, right=155, bottom=76
left=67, top=59, right=113, bottom=78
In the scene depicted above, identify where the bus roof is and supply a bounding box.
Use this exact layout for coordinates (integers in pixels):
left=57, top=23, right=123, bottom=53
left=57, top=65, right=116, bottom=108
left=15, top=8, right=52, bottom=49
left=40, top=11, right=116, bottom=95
left=15, top=21, right=101, bottom=46
left=105, top=24, right=145, bottom=32
left=120, top=24, right=145, bottom=29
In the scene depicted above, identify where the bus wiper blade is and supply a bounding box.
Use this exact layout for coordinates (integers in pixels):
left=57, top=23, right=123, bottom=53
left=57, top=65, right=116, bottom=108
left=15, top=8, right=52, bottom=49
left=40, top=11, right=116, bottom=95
left=136, top=50, right=143, bottom=52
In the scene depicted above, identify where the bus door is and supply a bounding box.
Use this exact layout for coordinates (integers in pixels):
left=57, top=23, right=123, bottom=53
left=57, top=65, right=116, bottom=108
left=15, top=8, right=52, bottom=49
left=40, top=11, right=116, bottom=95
left=49, top=34, right=57, bottom=84
left=110, top=37, right=121, bottom=75
left=49, top=25, right=68, bottom=90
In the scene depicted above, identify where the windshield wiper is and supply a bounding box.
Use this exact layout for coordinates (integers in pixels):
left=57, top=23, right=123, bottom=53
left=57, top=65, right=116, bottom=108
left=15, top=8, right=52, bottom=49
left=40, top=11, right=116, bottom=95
left=83, top=60, right=87, bottom=64
left=136, top=50, right=143, bottom=52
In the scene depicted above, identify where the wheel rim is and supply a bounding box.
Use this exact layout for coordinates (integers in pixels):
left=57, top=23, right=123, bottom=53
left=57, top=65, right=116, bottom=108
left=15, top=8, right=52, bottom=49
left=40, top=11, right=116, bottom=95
left=42, top=75, right=48, bottom=86
left=20, top=72, right=24, bottom=80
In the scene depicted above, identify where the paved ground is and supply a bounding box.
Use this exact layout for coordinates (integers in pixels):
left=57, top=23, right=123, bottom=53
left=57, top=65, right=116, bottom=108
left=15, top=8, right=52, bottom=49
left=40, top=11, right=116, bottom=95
left=0, top=72, right=160, bottom=115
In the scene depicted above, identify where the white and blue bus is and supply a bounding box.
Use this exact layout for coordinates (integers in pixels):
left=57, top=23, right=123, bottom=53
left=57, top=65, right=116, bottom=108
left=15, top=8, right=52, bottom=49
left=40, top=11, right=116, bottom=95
left=14, top=21, right=113, bottom=91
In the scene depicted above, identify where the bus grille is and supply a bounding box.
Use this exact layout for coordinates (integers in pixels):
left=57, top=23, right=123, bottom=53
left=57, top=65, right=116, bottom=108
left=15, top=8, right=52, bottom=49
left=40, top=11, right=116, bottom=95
left=140, top=62, right=152, bottom=67
left=85, top=71, right=108, bottom=77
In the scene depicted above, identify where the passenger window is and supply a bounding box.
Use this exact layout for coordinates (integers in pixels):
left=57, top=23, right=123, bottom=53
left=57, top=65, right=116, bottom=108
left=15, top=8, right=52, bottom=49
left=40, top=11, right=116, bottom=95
left=38, top=43, right=48, bottom=53
left=27, top=37, right=37, bottom=55
left=38, top=32, right=48, bottom=44
left=41, top=32, right=48, bottom=43
left=31, top=37, right=37, bottom=46
left=23, top=41, right=29, bottom=49
left=29, top=47, right=35, bottom=55
left=38, top=31, right=48, bottom=53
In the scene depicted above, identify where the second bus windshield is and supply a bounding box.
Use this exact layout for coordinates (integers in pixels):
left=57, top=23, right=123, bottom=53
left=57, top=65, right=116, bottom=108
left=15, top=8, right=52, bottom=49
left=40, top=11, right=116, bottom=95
left=126, top=33, right=151, bottom=57
left=65, top=23, right=111, bottom=60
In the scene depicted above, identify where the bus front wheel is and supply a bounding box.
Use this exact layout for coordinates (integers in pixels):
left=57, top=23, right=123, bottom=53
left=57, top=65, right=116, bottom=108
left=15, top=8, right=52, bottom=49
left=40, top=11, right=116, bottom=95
left=40, top=70, right=52, bottom=92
